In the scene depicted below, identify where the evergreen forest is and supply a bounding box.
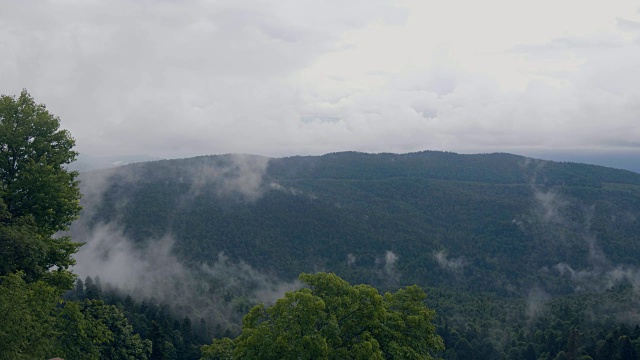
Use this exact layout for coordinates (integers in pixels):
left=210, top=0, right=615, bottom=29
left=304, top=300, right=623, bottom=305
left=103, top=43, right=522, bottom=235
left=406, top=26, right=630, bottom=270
left=72, top=149, right=640, bottom=359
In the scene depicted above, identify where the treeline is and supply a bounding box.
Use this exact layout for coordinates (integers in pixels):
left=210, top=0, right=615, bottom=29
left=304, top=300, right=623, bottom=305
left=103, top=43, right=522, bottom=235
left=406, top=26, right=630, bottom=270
left=61, top=273, right=640, bottom=360
left=428, top=282, right=640, bottom=359
left=82, top=151, right=640, bottom=295
left=65, top=276, right=217, bottom=359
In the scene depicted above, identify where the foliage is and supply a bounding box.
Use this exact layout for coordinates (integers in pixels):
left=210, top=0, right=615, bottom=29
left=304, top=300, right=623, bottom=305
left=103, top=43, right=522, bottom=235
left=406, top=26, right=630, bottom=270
left=0, top=90, right=150, bottom=359
left=0, top=275, right=146, bottom=360
left=58, top=299, right=151, bottom=360
left=0, top=272, right=59, bottom=360
left=201, top=338, right=234, bottom=360
left=0, top=89, right=80, bottom=234
left=84, top=152, right=640, bottom=296
left=76, top=151, right=640, bottom=359
left=204, top=273, right=443, bottom=359
left=428, top=282, right=640, bottom=360
left=66, top=278, right=205, bottom=360
left=0, top=90, right=81, bottom=289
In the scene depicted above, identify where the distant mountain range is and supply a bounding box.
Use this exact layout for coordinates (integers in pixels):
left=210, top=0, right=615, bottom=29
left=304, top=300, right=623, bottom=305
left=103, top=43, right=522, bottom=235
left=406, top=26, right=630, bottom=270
left=514, top=149, right=640, bottom=174
left=68, top=154, right=163, bottom=172
left=72, top=151, right=640, bottom=297
left=69, top=150, right=640, bottom=174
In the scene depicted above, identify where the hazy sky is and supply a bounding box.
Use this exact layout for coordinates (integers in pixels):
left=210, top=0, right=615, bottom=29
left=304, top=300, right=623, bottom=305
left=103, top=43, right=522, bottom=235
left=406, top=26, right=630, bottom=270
left=1, top=0, right=639, bottom=159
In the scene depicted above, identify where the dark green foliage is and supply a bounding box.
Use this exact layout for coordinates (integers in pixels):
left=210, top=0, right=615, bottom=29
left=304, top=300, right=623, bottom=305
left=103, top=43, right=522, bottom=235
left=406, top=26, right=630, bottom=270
left=54, top=299, right=152, bottom=360
left=0, top=91, right=150, bottom=359
left=0, top=272, right=60, bottom=360
left=0, top=272, right=152, bottom=360
left=66, top=278, right=205, bottom=359
left=0, top=90, right=81, bottom=234
left=428, top=282, right=640, bottom=360
left=0, top=90, right=81, bottom=289
left=73, top=151, right=640, bottom=359
left=202, top=273, right=443, bottom=359
left=82, top=151, right=640, bottom=295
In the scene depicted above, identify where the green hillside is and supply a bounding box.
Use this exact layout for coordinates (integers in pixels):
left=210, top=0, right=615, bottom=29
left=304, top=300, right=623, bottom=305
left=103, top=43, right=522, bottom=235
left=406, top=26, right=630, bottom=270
left=76, top=151, right=640, bottom=295
left=70, top=151, right=640, bottom=359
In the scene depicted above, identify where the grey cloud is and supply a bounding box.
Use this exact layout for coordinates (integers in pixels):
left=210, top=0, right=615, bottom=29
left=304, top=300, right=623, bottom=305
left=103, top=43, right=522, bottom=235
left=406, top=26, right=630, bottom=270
left=0, top=0, right=401, bottom=158
left=376, top=250, right=400, bottom=285
left=346, top=253, right=356, bottom=266
left=554, top=262, right=640, bottom=292
left=76, top=165, right=143, bottom=222
left=510, top=36, right=622, bottom=53
left=185, top=154, right=270, bottom=201
left=617, top=18, right=640, bottom=32
left=525, top=287, right=550, bottom=321
left=1, top=1, right=639, bottom=159
left=384, top=250, right=398, bottom=276
left=434, top=250, right=466, bottom=273
left=73, top=222, right=300, bottom=330
left=534, top=190, right=566, bottom=224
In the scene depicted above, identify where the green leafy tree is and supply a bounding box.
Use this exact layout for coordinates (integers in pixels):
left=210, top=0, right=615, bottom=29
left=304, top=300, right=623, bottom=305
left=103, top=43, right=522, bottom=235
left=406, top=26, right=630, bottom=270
left=0, top=91, right=150, bottom=359
left=203, top=273, right=443, bottom=360
left=0, top=89, right=81, bottom=289
left=0, top=89, right=80, bottom=233
left=201, top=338, right=235, bottom=360
left=53, top=300, right=111, bottom=360
left=0, top=90, right=81, bottom=359
left=0, top=272, right=60, bottom=359
left=86, top=300, right=152, bottom=360
left=52, top=298, right=152, bottom=360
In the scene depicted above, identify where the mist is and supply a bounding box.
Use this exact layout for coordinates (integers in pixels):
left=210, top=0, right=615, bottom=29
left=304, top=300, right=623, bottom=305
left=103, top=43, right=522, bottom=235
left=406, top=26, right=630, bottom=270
left=184, top=154, right=270, bottom=201
left=434, top=250, right=466, bottom=273
left=70, top=154, right=296, bottom=330
left=73, top=222, right=300, bottom=330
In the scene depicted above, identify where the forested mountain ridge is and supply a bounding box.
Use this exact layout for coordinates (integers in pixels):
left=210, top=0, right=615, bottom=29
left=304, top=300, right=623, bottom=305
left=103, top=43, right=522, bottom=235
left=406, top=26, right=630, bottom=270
left=70, top=150, right=640, bottom=359
left=75, top=151, right=640, bottom=296
left=269, top=151, right=640, bottom=185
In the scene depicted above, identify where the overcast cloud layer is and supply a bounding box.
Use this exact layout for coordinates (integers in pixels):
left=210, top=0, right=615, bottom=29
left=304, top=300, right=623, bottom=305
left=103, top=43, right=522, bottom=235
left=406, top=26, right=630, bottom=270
left=1, top=0, right=639, bottom=159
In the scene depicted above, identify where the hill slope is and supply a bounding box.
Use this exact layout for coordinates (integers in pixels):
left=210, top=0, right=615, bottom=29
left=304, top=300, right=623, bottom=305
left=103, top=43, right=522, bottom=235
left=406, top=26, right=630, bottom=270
left=73, top=151, right=640, bottom=296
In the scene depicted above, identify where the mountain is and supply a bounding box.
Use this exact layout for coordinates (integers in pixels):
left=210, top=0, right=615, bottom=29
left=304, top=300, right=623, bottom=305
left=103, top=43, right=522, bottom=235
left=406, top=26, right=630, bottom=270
left=72, top=151, right=640, bottom=297
left=516, top=149, right=640, bottom=174
left=68, top=153, right=164, bottom=172
left=69, top=150, right=640, bottom=359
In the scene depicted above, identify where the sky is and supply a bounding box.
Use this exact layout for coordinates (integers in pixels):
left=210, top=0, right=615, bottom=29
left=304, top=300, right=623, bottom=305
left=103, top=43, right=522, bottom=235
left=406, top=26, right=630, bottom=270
left=1, top=0, right=640, bottom=160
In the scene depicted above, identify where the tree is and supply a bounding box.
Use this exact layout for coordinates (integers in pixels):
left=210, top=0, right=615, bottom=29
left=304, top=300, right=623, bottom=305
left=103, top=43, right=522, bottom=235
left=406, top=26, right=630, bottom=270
left=0, top=90, right=84, bottom=359
left=201, top=338, right=234, bottom=360
left=0, top=91, right=150, bottom=360
left=53, top=299, right=152, bottom=360
left=0, top=272, right=60, bottom=360
left=0, top=89, right=80, bottom=233
left=85, top=300, right=152, bottom=360
left=203, top=272, right=443, bottom=359
left=85, top=275, right=101, bottom=300
left=618, top=336, right=636, bottom=360
left=73, top=277, right=85, bottom=300
left=0, top=89, right=81, bottom=289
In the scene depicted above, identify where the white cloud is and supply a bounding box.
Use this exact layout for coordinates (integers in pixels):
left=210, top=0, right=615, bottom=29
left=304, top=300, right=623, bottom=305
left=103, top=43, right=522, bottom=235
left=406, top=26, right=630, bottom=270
left=1, top=0, right=639, bottom=158
left=434, top=250, right=466, bottom=273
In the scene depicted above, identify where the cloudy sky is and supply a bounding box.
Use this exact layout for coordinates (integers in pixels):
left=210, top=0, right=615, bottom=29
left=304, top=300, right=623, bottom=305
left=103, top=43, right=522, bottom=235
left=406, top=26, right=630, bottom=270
left=1, top=0, right=639, bottom=160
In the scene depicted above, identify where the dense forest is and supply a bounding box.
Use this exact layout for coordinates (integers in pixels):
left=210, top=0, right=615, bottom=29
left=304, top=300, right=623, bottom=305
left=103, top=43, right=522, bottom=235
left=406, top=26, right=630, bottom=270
left=69, top=150, right=640, bottom=359
left=78, top=151, right=640, bottom=294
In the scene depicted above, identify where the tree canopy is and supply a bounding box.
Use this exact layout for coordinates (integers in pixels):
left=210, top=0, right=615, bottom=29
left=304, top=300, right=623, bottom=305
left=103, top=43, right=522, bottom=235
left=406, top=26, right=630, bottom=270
left=0, top=89, right=81, bottom=286
left=201, top=272, right=444, bottom=360
left=0, top=90, right=152, bottom=360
